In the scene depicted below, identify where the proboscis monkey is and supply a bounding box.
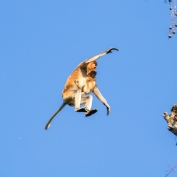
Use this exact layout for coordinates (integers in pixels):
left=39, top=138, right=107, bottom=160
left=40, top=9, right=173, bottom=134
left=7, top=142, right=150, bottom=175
left=45, top=47, right=118, bottom=130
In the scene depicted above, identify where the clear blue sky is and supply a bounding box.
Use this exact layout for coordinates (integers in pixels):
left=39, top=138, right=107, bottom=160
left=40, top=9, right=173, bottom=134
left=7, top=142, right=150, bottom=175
left=1, top=1, right=177, bottom=177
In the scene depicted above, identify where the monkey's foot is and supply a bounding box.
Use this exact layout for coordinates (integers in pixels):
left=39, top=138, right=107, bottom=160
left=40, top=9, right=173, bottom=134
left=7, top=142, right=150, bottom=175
left=85, top=109, right=98, bottom=117
left=75, top=107, right=87, bottom=112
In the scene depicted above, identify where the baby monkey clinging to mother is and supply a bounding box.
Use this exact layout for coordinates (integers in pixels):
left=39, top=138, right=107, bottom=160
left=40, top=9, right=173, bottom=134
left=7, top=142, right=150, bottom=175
left=45, top=47, right=118, bottom=130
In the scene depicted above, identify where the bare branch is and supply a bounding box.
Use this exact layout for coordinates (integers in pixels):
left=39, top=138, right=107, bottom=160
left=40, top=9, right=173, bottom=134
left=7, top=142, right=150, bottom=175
left=165, top=163, right=177, bottom=177
left=162, top=104, right=177, bottom=136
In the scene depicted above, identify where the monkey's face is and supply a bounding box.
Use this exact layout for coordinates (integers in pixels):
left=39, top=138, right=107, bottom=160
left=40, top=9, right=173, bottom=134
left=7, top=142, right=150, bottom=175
left=89, top=70, right=97, bottom=78
left=87, top=62, right=97, bottom=78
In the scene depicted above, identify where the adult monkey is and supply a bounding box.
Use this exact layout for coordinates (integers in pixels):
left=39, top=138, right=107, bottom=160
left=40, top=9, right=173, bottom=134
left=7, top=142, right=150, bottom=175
left=45, top=47, right=118, bottom=130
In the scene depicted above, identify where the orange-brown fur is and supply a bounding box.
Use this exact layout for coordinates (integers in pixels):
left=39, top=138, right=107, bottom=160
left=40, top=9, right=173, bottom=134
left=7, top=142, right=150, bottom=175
left=62, top=61, right=97, bottom=105
left=45, top=48, right=118, bottom=130
left=84, top=62, right=97, bottom=93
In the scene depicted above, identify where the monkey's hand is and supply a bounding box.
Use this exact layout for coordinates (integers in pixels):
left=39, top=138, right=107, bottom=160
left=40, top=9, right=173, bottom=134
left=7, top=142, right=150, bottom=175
left=106, top=105, right=110, bottom=116
left=106, top=47, right=119, bottom=54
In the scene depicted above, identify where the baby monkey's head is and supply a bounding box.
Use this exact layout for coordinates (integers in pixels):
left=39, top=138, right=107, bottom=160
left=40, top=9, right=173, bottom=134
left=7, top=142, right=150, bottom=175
left=86, top=61, right=97, bottom=78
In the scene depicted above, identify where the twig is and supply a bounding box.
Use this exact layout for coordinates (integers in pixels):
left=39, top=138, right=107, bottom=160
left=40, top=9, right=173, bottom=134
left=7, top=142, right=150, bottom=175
left=165, top=163, right=177, bottom=177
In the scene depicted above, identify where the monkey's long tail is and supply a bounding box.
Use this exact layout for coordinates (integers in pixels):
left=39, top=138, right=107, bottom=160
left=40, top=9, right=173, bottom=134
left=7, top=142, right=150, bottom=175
left=45, top=102, right=67, bottom=130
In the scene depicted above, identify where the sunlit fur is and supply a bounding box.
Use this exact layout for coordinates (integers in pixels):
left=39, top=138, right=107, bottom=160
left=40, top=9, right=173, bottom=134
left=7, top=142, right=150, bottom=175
left=62, top=61, right=97, bottom=105
left=45, top=48, right=118, bottom=130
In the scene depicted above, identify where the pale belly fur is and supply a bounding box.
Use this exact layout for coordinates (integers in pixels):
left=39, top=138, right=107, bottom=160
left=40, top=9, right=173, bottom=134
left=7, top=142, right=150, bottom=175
left=82, top=80, right=96, bottom=94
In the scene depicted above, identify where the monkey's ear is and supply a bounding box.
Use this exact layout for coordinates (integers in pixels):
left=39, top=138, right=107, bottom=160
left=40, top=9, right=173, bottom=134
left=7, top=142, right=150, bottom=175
left=84, top=47, right=118, bottom=64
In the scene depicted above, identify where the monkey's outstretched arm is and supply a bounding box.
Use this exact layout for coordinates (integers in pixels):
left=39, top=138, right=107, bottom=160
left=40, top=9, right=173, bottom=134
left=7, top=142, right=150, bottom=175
left=45, top=102, right=66, bottom=130
left=84, top=47, right=118, bottom=64
left=93, top=85, right=110, bottom=116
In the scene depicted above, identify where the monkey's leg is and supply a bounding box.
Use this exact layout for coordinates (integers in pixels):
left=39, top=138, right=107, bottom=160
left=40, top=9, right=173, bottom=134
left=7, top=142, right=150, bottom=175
left=74, top=80, right=87, bottom=112
left=80, top=95, right=98, bottom=117
left=74, top=89, right=84, bottom=112
left=83, top=95, right=92, bottom=111
left=75, top=95, right=92, bottom=112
